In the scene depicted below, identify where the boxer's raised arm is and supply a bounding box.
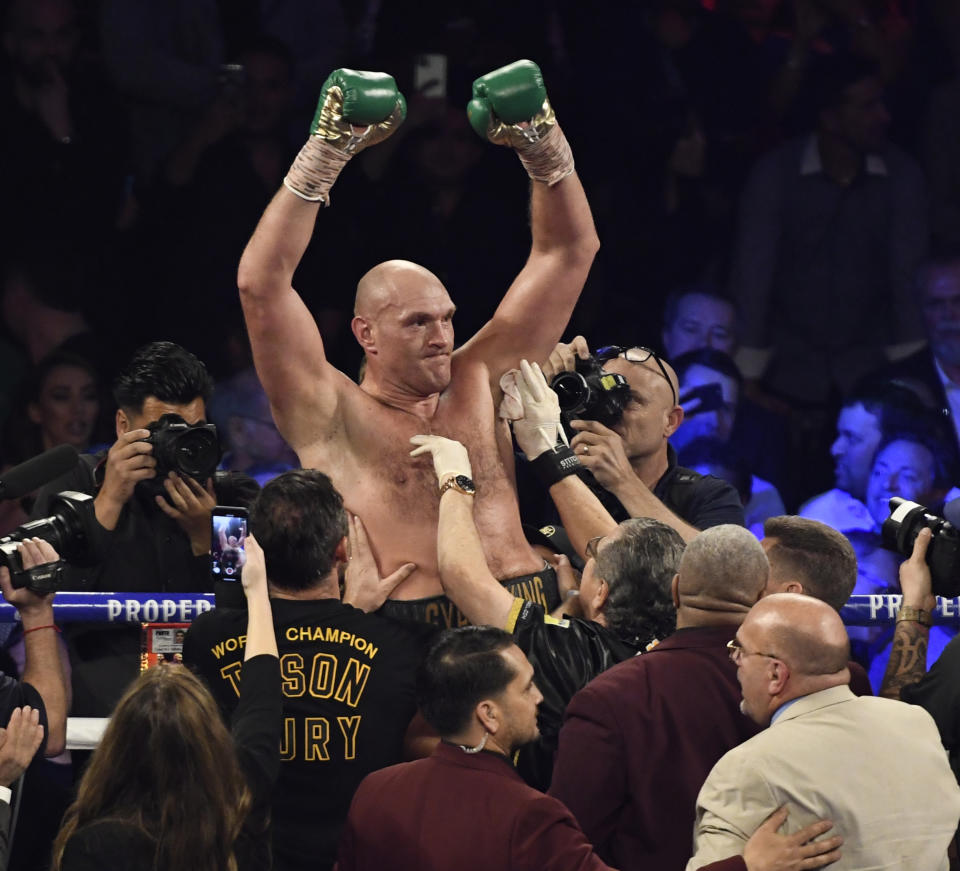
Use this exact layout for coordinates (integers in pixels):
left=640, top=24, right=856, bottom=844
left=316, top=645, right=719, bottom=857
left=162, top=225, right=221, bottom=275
left=458, top=61, right=599, bottom=379
left=238, top=69, right=407, bottom=444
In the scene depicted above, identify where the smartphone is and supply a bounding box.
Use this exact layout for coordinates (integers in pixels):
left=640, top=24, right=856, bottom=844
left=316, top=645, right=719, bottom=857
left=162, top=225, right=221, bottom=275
left=218, top=63, right=246, bottom=109
left=413, top=53, right=447, bottom=98
left=211, top=506, right=248, bottom=582
left=679, top=382, right=725, bottom=417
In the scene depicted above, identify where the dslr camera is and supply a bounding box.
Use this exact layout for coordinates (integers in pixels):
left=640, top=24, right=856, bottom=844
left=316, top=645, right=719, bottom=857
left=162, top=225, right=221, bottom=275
left=143, top=414, right=221, bottom=490
left=0, top=491, right=99, bottom=593
left=882, top=498, right=960, bottom=598
left=550, top=355, right=630, bottom=432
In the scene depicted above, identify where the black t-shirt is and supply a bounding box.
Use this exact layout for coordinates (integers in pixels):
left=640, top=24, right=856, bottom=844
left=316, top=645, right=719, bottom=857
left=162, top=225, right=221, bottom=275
left=505, top=598, right=639, bottom=790
left=31, top=454, right=259, bottom=593
left=31, top=453, right=259, bottom=717
left=184, top=598, right=433, bottom=871
left=901, top=633, right=960, bottom=784
left=519, top=445, right=745, bottom=540
left=595, top=444, right=745, bottom=529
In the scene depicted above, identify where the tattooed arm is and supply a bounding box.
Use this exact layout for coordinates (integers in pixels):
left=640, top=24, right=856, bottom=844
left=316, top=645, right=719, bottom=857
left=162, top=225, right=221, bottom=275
left=880, top=528, right=935, bottom=700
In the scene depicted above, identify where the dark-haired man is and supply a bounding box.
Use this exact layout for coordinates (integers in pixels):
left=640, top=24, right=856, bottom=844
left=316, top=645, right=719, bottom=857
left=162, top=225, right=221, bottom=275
left=549, top=525, right=769, bottom=871
left=32, top=341, right=259, bottom=716
left=33, top=340, right=255, bottom=591
left=760, top=514, right=872, bottom=695
left=730, top=56, right=926, bottom=406
left=185, top=469, right=431, bottom=871
left=800, top=385, right=933, bottom=533
left=338, top=627, right=841, bottom=871
left=413, top=429, right=682, bottom=789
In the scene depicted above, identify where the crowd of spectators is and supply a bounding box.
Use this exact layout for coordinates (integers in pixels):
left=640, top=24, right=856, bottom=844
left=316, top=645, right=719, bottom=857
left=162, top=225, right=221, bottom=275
left=3, top=0, right=960, bottom=869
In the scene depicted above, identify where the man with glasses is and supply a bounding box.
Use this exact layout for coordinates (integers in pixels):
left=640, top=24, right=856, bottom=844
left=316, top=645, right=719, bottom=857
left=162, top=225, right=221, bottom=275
left=549, top=524, right=768, bottom=871
left=540, top=337, right=744, bottom=543
left=689, top=593, right=960, bottom=871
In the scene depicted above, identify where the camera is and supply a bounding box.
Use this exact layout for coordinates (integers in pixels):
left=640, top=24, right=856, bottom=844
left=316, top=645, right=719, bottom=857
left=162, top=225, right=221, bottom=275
left=0, top=491, right=99, bottom=593
left=550, top=355, right=630, bottom=430
left=145, top=414, right=221, bottom=483
left=882, top=498, right=960, bottom=597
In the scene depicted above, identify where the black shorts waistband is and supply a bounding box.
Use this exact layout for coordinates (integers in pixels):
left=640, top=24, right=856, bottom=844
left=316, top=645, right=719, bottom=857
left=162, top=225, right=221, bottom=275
left=378, top=565, right=559, bottom=629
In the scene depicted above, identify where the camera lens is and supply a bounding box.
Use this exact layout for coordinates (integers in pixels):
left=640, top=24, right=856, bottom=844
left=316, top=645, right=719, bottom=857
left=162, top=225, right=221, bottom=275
left=551, top=371, right=591, bottom=416
left=173, top=428, right=221, bottom=478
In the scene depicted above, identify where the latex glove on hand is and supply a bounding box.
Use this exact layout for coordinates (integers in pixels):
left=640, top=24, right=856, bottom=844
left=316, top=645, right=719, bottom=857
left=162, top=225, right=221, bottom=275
left=409, top=435, right=472, bottom=486
left=512, top=359, right=567, bottom=460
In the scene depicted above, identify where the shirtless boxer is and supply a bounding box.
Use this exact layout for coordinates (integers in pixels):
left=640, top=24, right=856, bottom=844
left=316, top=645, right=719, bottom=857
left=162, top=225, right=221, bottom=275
left=237, top=61, right=599, bottom=625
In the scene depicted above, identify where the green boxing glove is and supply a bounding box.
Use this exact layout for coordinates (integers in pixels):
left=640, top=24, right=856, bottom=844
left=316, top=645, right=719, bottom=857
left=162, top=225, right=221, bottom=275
left=284, top=68, right=406, bottom=204
left=311, top=68, right=407, bottom=149
left=467, top=59, right=547, bottom=143
left=466, top=59, right=574, bottom=185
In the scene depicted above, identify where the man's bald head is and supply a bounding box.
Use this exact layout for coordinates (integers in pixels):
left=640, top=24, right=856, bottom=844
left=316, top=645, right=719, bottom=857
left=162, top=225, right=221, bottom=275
left=676, top=525, right=768, bottom=620
left=354, top=260, right=447, bottom=319
left=747, top=593, right=851, bottom=677
left=633, top=350, right=680, bottom=410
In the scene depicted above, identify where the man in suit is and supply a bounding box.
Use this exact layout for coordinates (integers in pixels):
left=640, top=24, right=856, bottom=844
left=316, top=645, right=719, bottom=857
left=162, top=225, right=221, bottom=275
left=884, top=255, right=960, bottom=478
left=337, top=626, right=841, bottom=871
left=688, top=593, right=960, bottom=870
left=548, top=524, right=769, bottom=871
left=335, top=625, right=614, bottom=871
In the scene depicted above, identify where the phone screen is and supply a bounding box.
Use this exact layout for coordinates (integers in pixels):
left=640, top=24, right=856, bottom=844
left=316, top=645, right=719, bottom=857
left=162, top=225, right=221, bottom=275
left=211, top=507, right=248, bottom=582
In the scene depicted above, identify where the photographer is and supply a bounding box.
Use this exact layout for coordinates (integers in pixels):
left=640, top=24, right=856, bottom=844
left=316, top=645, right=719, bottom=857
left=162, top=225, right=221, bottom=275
left=538, top=337, right=743, bottom=542
left=32, top=341, right=258, bottom=592
left=878, top=520, right=960, bottom=780
left=29, top=342, right=258, bottom=717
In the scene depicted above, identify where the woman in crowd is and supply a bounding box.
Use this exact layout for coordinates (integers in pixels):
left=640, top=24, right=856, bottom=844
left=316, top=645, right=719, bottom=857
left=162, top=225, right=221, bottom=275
left=50, top=537, right=280, bottom=871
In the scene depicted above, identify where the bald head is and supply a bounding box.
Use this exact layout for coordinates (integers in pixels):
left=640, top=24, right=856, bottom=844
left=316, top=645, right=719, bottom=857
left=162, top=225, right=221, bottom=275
left=635, top=352, right=680, bottom=409
left=354, top=260, right=446, bottom=319
left=676, top=525, right=768, bottom=620
left=747, top=593, right=850, bottom=677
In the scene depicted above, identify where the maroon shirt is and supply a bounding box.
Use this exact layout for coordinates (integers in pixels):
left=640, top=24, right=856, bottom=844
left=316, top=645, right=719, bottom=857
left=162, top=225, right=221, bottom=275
left=550, top=625, right=759, bottom=871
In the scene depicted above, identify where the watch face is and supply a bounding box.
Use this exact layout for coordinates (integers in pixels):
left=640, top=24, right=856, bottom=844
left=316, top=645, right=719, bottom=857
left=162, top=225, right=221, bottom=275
left=455, top=475, right=476, bottom=494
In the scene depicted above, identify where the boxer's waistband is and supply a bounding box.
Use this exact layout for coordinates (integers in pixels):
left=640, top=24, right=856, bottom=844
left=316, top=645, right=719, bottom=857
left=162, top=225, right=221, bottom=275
left=378, top=564, right=559, bottom=629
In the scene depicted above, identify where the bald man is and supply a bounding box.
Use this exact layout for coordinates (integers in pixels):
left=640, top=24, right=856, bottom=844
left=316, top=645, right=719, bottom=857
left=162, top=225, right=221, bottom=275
left=237, top=65, right=599, bottom=625
left=539, top=338, right=744, bottom=544
left=550, top=525, right=767, bottom=871
left=688, top=593, right=960, bottom=871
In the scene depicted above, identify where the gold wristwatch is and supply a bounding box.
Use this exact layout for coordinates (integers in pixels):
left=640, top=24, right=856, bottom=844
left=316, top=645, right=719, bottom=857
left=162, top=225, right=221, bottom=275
left=439, top=475, right=476, bottom=497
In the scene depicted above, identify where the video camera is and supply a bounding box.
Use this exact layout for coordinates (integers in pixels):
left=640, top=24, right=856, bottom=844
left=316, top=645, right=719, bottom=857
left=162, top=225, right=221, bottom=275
left=882, top=498, right=960, bottom=598
left=0, top=491, right=99, bottom=593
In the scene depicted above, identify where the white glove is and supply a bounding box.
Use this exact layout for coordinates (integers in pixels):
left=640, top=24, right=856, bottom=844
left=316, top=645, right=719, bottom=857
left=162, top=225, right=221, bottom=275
left=511, top=359, right=567, bottom=460
left=409, top=434, right=473, bottom=484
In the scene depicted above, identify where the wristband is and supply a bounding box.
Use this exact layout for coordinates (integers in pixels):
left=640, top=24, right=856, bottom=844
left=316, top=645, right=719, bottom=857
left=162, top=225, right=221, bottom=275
left=529, top=445, right=582, bottom=489
left=896, top=606, right=933, bottom=628
left=22, top=624, right=61, bottom=636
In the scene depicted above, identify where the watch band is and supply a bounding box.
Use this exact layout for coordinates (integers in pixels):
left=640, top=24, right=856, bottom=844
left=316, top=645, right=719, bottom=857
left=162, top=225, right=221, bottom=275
left=439, top=475, right=475, bottom=497
left=896, top=606, right=933, bottom=628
